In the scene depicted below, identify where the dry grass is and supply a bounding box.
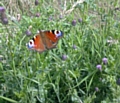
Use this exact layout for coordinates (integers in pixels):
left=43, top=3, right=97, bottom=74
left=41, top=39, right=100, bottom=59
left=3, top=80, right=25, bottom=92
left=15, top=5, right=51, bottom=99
left=1, top=0, right=85, bottom=17
left=0, top=0, right=34, bottom=15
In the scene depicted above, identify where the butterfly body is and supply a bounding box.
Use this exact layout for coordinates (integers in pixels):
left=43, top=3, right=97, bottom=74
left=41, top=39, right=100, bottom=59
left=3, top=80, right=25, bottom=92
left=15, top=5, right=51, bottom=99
left=27, top=30, right=63, bottom=53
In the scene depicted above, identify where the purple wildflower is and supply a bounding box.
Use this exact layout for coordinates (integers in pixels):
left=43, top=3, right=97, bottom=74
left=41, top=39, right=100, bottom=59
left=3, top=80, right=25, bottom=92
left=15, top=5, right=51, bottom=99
left=35, top=0, right=39, bottom=5
left=78, top=18, right=82, bottom=22
left=2, top=18, right=8, bottom=25
left=0, top=55, right=3, bottom=61
left=0, top=7, right=5, bottom=13
left=102, top=57, right=108, bottom=64
left=72, top=45, right=77, bottom=49
left=95, top=87, right=99, bottom=92
left=59, top=15, right=63, bottom=19
left=1, top=12, right=8, bottom=25
left=96, top=64, right=102, bottom=71
left=25, top=29, right=32, bottom=36
left=116, top=78, right=120, bottom=86
left=48, top=16, right=52, bottom=21
left=62, top=55, right=67, bottom=61
left=72, top=20, right=76, bottom=26
left=35, top=13, right=40, bottom=17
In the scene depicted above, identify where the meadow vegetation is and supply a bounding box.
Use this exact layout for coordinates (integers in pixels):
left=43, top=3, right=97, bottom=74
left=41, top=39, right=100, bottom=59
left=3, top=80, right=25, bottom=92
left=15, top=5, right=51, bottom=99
left=0, top=0, right=120, bottom=103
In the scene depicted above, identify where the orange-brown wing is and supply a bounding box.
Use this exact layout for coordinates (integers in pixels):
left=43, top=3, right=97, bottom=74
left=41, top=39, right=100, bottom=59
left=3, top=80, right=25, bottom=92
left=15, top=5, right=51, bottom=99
left=33, top=34, right=47, bottom=52
left=27, top=33, right=46, bottom=53
left=41, top=30, right=63, bottom=49
left=27, top=30, right=63, bottom=52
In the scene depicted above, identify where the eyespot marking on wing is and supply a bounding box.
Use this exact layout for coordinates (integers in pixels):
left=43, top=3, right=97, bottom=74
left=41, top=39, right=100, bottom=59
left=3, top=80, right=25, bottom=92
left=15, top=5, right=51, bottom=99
left=27, top=40, right=35, bottom=49
left=54, top=30, right=63, bottom=37
left=27, top=30, right=63, bottom=52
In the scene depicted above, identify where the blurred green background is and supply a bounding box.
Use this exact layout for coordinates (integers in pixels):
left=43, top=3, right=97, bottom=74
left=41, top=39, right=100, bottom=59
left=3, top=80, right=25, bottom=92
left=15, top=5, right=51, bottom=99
left=0, top=0, right=120, bottom=103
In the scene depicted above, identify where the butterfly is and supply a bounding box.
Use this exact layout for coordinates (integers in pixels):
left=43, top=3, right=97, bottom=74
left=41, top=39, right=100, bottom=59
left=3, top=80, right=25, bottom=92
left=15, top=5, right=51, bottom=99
left=26, top=30, right=63, bottom=53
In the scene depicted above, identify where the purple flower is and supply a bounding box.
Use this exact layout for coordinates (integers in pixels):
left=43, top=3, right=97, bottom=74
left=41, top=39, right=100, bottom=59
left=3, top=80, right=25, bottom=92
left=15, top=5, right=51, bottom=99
left=72, top=45, right=77, bottom=49
left=78, top=18, right=82, bottom=22
left=102, top=57, right=108, bottom=64
left=72, top=20, right=76, bottom=26
left=0, top=55, right=3, bottom=61
left=35, top=13, right=40, bottom=17
left=62, top=55, right=67, bottom=61
left=2, top=18, right=8, bottom=25
left=59, top=15, right=63, bottom=19
left=25, top=29, right=32, bottom=36
left=96, top=64, right=102, bottom=71
left=1, top=12, right=8, bottom=25
left=95, top=87, right=99, bottom=92
left=0, top=7, right=5, bottom=13
left=116, top=78, right=120, bottom=85
left=48, top=15, right=52, bottom=20
left=35, top=0, right=39, bottom=5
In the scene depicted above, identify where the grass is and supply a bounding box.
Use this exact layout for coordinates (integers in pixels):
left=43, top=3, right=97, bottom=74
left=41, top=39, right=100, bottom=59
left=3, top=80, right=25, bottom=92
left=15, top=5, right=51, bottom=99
left=0, top=0, right=120, bottom=103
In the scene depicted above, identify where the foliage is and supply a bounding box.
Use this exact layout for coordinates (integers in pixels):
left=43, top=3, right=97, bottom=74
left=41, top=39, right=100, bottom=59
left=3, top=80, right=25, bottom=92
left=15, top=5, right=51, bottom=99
left=0, top=0, right=120, bottom=103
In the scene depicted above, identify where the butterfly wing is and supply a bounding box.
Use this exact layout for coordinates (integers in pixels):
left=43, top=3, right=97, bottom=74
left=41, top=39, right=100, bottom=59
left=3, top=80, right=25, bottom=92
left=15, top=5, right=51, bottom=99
left=41, top=30, right=63, bottom=49
left=27, top=30, right=63, bottom=53
left=27, top=33, right=47, bottom=53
